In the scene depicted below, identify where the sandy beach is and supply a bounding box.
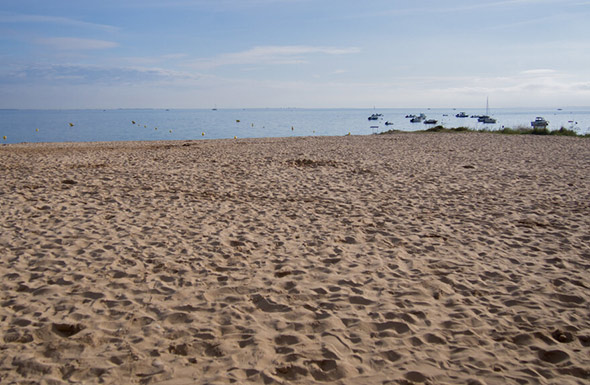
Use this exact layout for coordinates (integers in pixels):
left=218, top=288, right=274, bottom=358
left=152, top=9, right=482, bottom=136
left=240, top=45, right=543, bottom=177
left=1, top=133, right=589, bottom=385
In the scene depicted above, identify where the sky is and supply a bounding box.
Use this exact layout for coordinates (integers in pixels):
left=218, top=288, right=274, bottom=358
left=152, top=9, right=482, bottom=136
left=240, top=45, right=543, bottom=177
left=1, top=0, right=589, bottom=109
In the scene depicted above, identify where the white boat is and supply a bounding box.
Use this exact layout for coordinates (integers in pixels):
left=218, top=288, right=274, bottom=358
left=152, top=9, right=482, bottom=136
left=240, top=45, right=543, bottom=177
left=479, top=116, right=496, bottom=124
left=479, top=97, right=496, bottom=124
left=531, top=117, right=549, bottom=128
left=423, top=119, right=437, bottom=124
left=456, top=112, right=468, bottom=118
left=410, top=113, right=426, bottom=123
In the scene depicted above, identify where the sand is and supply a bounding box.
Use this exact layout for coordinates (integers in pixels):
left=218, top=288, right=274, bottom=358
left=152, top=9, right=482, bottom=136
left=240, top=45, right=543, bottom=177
left=1, top=132, right=589, bottom=385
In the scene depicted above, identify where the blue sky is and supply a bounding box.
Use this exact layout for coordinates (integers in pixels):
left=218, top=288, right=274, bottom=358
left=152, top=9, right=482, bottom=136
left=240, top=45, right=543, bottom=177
left=1, top=0, right=589, bottom=108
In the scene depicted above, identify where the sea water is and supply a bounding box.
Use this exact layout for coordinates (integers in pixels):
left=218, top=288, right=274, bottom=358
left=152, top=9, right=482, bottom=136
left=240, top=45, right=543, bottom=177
left=1, top=107, right=589, bottom=144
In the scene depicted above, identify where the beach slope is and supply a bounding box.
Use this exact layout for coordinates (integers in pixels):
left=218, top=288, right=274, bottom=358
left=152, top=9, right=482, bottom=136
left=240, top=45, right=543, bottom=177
left=1, top=133, right=589, bottom=384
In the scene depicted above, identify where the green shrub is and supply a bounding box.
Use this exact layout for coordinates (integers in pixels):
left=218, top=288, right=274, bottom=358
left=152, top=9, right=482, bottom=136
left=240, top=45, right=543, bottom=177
left=531, top=127, right=550, bottom=135
left=497, top=127, right=524, bottom=135
left=379, top=125, right=588, bottom=138
left=425, top=125, right=447, bottom=132
left=551, top=127, right=578, bottom=136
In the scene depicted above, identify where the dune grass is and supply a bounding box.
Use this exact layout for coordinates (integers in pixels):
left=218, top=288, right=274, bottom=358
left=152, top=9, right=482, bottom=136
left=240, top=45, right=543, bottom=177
left=379, top=125, right=588, bottom=137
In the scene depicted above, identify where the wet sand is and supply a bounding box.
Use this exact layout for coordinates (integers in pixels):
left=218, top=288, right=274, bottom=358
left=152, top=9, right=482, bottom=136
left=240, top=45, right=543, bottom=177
left=1, top=133, right=589, bottom=384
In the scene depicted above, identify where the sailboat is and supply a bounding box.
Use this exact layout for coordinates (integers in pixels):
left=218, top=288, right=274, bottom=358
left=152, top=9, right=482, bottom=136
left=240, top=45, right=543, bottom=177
left=478, top=97, right=496, bottom=124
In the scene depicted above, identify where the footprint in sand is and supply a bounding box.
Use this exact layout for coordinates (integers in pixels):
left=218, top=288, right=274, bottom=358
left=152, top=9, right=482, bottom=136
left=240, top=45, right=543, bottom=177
left=405, top=371, right=428, bottom=383
left=82, top=291, right=105, bottom=300
left=274, top=365, right=308, bottom=381
left=424, top=333, right=446, bottom=344
left=349, top=295, right=374, bottom=305
left=307, top=359, right=346, bottom=381
left=380, top=350, right=402, bottom=362
left=251, top=294, right=291, bottom=312
left=551, top=329, right=574, bottom=343
left=165, top=312, right=193, bottom=324
left=373, top=321, right=410, bottom=334
left=538, top=349, right=570, bottom=364
left=275, top=335, right=300, bottom=346
left=51, top=323, right=85, bottom=338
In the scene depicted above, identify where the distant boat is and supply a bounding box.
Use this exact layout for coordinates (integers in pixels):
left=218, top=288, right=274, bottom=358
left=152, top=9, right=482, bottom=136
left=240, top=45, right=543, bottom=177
left=531, top=117, right=549, bottom=128
left=405, top=114, right=416, bottom=118
left=424, top=119, right=438, bottom=124
left=410, top=113, right=426, bottom=123
left=456, top=112, right=469, bottom=118
left=385, top=121, right=394, bottom=126
left=368, top=113, right=381, bottom=120
left=479, top=116, right=497, bottom=124
left=478, top=97, right=496, bottom=124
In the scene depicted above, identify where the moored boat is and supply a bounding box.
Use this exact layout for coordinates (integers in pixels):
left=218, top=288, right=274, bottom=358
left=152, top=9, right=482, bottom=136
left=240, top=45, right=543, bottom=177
left=410, top=113, right=426, bottom=123
left=477, top=97, right=496, bottom=124
left=531, top=117, right=549, bottom=128
left=478, top=115, right=496, bottom=123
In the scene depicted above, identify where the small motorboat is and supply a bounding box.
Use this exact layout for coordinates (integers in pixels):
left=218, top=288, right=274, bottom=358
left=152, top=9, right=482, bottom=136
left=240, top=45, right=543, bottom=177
left=455, top=112, right=469, bottom=118
left=424, top=119, right=437, bottom=124
left=385, top=121, right=394, bottom=126
left=531, top=117, right=549, bottom=128
left=410, top=113, right=426, bottom=123
left=368, top=114, right=380, bottom=120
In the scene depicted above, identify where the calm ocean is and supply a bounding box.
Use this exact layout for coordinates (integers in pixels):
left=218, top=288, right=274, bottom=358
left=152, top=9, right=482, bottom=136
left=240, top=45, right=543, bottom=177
left=1, top=107, right=589, bottom=144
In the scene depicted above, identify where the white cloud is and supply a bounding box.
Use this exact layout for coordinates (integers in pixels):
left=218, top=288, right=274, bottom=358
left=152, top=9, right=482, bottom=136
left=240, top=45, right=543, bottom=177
left=36, top=37, right=118, bottom=50
left=520, top=69, right=557, bottom=75
left=0, top=12, right=118, bottom=32
left=161, top=53, right=190, bottom=60
left=188, top=45, right=361, bottom=69
left=0, top=64, right=203, bottom=86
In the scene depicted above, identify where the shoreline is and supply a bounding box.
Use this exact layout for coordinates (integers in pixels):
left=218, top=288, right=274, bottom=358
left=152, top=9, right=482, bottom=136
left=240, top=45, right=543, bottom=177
left=1, top=133, right=589, bottom=384
left=2, top=126, right=589, bottom=149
